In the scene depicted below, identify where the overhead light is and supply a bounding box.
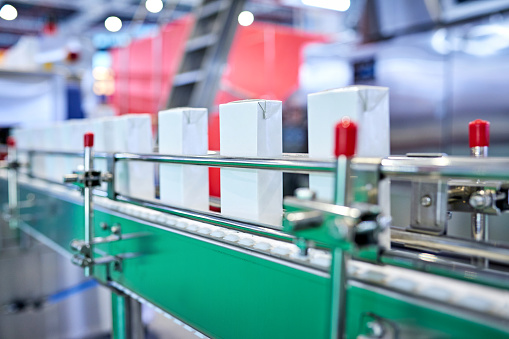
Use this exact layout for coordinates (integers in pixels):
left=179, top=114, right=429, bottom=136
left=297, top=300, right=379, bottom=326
left=0, top=4, right=17, bottom=21
left=238, top=11, right=254, bottom=27
left=301, top=0, right=350, bottom=12
left=105, top=16, right=122, bottom=32
left=146, top=0, right=163, bottom=13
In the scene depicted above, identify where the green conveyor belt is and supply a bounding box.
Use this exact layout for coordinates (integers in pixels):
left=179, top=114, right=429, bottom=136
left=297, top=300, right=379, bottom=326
left=4, top=178, right=509, bottom=339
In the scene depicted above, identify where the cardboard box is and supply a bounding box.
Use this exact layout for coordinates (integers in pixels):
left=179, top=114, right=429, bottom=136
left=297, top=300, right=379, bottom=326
left=219, top=100, right=283, bottom=225
left=308, top=86, right=390, bottom=201
left=158, top=108, right=208, bottom=211
left=102, top=115, right=155, bottom=200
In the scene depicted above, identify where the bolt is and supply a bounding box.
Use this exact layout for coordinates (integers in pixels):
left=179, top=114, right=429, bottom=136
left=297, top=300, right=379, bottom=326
left=421, top=195, right=432, bottom=207
left=111, top=224, right=121, bottom=235
left=100, top=222, right=108, bottom=230
left=469, top=191, right=491, bottom=209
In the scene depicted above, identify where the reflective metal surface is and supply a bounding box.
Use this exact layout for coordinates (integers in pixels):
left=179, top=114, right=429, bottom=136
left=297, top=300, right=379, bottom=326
left=391, top=229, right=509, bottom=263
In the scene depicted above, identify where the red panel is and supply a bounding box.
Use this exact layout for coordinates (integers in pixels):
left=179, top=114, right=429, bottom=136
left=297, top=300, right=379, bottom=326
left=216, top=22, right=328, bottom=104
left=110, top=15, right=194, bottom=116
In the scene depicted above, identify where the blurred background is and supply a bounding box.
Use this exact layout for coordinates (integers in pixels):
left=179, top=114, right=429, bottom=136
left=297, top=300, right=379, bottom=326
left=2, top=0, right=509, bottom=156
left=1, top=0, right=509, bottom=338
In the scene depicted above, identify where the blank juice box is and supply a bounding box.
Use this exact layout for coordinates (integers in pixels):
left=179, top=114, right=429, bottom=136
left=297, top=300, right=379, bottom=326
left=219, top=100, right=282, bottom=225
left=102, top=115, right=155, bottom=200
left=158, top=108, right=209, bottom=211
left=90, top=118, right=109, bottom=191
left=102, top=117, right=128, bottom=196
left=308, top=85, right=390, bottom=202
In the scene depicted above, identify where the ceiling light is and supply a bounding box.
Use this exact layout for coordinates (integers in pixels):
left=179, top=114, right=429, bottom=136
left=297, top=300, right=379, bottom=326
left=146, top=0, right=163, bottom=13
left=238, top=11, right=254, bottom=27
left=0, top=4, right=17, bottom=21
left=105, top=16, right=122, bottom=32
left=301, top=0, right=350, bottom=12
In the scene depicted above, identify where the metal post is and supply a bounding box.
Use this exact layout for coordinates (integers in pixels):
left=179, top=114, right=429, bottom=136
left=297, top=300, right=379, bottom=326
left=106, top=154, right=117, bottom=200
left=471, top=146, right=488, bottom=268
left=330, top=156, right=350, bottom=339
left=329, top=248, right=348, bottom=339
left=330, top=118, right=357, bottom=338
left=334, top=156, right=351, bottom=206
left=7, top=137, right=18, bottom=231
left=112, top=292, right=128, bottom=339
left=469, top=119, right=489, bottom=268
left=84, top=133, right=94, bottom=277
left=111, top=292, right=144, bottom=339
left=471, top=146, right=488, bottom=243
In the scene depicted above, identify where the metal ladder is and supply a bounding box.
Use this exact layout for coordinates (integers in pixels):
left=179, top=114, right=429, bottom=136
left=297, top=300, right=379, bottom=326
left=166, top=0, right=246, bottom=110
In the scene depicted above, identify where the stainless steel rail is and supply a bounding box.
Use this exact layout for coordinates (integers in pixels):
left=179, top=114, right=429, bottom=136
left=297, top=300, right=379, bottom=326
left=18, top=149, right=509, bottom=180
left=380, top=250, right=509, bottom=290
left=115, top=194, right=295, bottom=242
left=391, top=229, right=509, bottom=263
left=114, top=152, right=335, bottom=173
left=374, top=156, right=509, bottom=181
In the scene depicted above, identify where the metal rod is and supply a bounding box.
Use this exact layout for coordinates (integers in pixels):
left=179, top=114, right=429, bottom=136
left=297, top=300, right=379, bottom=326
left=7, top=145, right=18, bottom=230
left=116, top=194, right=294, bottom=242
left=380, top=249, right=509, bottom=290
left=84, top=144, right=94, bottom=277
left=111, top=292, right=129, bottom=339
left=372, top=156, right=509, bottom=181
left=471, top=146, right=489, bottom=268
left=15, top=149, right=509, bottom=180
left=391, top=229, right=509, bottom=264
left=334, top=156, right=351, bottom=206
left=330, top=248, right=348, bottom=339
left=114, top=152, right=335, bottom=173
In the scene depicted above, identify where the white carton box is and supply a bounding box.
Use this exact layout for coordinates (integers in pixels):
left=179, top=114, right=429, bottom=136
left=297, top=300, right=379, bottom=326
left=158, top=108, right=209, bottom=211
left=124, top=114, right=155, bottom=200
left=32, top=127, right=47, bottom=179
left=219, top=100, right=282, bottom=225
left=61, top=120, right=90, bottom=178
left=102, top=114, right=155, bottom=200
left=308, top=85, right=390, bottom=202
left=90, top=118, right=110, bottom=191
left=102, top=117, right=128, bottom=195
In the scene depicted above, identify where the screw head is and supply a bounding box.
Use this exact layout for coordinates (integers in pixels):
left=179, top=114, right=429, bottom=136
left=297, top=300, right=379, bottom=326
left=421, top=195, right=432, bottom=207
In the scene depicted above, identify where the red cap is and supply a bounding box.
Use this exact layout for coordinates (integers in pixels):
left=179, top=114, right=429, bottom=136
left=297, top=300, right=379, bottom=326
left=334, top=117, right=357, bottom=157
left=6, top=136, right=15, bottom=148
left=84, top=132, right=94, bottom=147
left=469, top=119, right=490, bottom=148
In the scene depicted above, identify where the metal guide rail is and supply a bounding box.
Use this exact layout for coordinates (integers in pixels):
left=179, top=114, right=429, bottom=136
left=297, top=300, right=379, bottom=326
left=6, top=147, right=509, bottom=276
left=3, top=131, right=509, bottom=339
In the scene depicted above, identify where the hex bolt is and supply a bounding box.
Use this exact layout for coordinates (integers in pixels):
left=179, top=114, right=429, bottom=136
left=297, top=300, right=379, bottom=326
left=420, top=195, right=432, bottom=207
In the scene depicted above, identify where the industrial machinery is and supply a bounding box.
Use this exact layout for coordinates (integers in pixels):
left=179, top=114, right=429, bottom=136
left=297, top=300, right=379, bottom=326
left=2, top=102, right=509, bottom=339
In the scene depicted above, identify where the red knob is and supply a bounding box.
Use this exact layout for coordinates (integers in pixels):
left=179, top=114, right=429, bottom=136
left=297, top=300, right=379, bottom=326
left=6, top=136, right=15, bottom=148
left=84, top=132, right=94, bottom=147
left=469, top=119, right=490, bottom=148
left=334, top=117, right=357, bottom=157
